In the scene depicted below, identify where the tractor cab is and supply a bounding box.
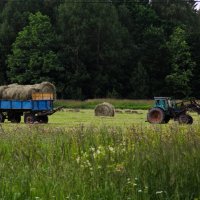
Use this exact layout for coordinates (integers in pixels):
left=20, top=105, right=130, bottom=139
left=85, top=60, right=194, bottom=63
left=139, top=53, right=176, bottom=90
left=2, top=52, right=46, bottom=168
left=154, top=97, right=177, bottom=112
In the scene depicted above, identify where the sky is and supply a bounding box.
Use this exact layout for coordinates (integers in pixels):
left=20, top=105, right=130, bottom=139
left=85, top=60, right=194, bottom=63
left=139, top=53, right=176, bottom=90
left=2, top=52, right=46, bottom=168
left=196, top=2, right=200, bottom=9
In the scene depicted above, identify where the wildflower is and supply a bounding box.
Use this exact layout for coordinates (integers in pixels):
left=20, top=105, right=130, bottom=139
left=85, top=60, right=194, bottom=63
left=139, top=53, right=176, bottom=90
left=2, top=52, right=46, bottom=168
left=108, top=146, right=114, bottom=152
left=138, top=189, right=142, bottom=193
left=90, top=147, right=95, bottom=152
left=76, top=157, right=80, bottom=164
left=156, top=191, right=163, bottom=194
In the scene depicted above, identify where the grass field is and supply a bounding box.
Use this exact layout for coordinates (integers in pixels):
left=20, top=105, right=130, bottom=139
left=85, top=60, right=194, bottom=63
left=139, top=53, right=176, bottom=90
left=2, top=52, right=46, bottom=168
left=1, top=110, right=200, bottom=199
left=54, top=99, right=153, bottom=110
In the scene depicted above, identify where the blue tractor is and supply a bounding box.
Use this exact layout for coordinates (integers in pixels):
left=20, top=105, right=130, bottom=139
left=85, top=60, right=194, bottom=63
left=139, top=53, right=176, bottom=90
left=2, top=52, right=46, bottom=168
left=147, top=97, right=200, bottom=124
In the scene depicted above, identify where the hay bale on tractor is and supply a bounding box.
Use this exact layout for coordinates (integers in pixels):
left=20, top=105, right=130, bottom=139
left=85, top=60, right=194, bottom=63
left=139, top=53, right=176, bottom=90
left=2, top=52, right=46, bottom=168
left=0, top=82, right=56, bottom=100
left=94, top=102, right=115, bottom=117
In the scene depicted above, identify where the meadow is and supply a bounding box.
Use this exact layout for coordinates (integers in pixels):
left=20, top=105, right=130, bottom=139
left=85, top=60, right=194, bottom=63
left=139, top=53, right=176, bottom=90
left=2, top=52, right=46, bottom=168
left=0, top=110, right=200, bottom=199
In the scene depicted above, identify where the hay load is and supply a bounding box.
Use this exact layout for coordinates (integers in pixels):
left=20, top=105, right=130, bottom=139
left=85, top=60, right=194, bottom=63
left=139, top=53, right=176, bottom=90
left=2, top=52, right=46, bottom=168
left=94, top=102, right=115, bottom=117
left=0, top=82, right=56, bottom=100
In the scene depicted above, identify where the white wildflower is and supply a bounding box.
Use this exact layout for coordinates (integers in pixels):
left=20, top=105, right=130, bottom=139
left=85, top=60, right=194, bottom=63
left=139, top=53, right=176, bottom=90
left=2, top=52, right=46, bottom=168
left=156, top=191, right=163, bottom=194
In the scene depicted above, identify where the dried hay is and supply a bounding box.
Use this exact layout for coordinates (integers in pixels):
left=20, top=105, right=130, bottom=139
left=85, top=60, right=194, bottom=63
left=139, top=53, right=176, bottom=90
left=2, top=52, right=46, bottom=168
left=115, top=109, right=123, bottom=113
left=0, top=82, right=56, bottom=100
left=0, top=86, right=8, bottom=99
left=94, top=102, right=115, bottom=117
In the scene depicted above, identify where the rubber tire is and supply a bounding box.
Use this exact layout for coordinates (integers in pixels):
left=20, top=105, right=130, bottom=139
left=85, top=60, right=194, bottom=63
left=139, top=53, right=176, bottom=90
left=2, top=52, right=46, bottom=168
left=147, top=108, right=165, bottom=124
left=178, top=114, right=192, bottom=124
left=24, top=113, right=35, bottom=124
left=0, top=113, right=5, bottom=123
left=188, top=115, right=193, bottom=124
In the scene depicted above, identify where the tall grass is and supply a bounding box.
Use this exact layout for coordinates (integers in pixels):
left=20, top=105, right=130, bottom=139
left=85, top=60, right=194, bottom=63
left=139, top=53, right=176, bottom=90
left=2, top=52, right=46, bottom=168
left=0, top=124, right=200, bottom=199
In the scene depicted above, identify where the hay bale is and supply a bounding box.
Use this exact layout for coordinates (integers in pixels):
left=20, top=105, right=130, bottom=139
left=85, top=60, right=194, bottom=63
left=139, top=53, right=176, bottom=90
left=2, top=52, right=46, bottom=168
left=94, top=102, right=115, bottom=117
left=2, top=85, right=40, bottom=100
left=0, top=82, right=56, bottom=100
left=35, top=82, right=56, bottom=99
left=0, top=86, right=8, bottom=99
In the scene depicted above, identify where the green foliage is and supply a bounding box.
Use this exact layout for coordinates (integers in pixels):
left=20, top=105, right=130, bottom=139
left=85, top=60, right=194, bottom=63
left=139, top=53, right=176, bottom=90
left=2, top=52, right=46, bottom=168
left=0, top=1, right=200, bottom=99
left=7, top=12, right=62, bottom=84
left=165, top=27, right=196, bottom=97
left=0, top=124, right=200, bottom=199
left=57, top=1, right=128, bottom=99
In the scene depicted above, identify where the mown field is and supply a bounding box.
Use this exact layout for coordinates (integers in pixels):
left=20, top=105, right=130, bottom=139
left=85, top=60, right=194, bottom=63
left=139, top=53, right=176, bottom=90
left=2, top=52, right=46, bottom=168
left=1, top=109, right=200, bottom=199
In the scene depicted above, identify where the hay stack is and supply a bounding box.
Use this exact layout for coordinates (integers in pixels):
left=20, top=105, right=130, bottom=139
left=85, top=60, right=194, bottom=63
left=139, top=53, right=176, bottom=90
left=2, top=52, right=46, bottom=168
left=0, top=82, right=56, bottom=100
left=94, top=102, right=115, bottom=117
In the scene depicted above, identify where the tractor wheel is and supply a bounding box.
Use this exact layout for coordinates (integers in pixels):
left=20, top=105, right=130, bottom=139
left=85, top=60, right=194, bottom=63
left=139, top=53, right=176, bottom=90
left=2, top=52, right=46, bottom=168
left=24, top=113, right=35, bottom=124
left=178, top=114, right=193, bottom=124
left=187, top=115, right=193, bottom=124
left=147, top=108, right=165, bottom=124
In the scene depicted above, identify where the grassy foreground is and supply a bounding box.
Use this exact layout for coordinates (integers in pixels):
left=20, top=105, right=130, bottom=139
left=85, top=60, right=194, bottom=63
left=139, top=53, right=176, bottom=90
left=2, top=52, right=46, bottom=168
left=0, top=110, right=200, bottom=199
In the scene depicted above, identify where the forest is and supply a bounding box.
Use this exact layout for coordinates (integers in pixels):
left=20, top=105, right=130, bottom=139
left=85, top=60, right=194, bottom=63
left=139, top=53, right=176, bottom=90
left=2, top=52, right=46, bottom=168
left=0, top=0, right=200, bottom=99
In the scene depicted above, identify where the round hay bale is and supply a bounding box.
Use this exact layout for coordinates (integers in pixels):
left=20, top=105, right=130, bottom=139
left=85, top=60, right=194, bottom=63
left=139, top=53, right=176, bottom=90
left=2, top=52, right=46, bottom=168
left=94, top=102, right=115, bottom=117
left=36, top=82, right=56, bottom=99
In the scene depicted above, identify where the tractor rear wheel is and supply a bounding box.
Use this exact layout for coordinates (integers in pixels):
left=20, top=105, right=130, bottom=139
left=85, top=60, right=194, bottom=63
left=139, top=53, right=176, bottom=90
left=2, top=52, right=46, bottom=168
left=178, top=114, right=193, bottom=124
left=147, top=108, right=165, bottom=124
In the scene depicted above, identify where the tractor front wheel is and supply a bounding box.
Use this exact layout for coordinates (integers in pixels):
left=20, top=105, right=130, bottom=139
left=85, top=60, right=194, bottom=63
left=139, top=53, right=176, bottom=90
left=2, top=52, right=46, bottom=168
left=147, top=108, right=165, bottom=124
left=178, top=114, right=193, bottom=124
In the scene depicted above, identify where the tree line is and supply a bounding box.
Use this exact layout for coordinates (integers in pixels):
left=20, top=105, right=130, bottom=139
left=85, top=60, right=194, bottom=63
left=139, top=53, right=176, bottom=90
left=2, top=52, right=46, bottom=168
left=0, top=0, right=200, bottom=99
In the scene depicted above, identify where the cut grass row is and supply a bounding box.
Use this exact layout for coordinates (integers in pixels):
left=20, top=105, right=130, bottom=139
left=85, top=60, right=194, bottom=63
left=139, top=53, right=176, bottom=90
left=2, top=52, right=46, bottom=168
left=54, top=99, right=153, bottom=110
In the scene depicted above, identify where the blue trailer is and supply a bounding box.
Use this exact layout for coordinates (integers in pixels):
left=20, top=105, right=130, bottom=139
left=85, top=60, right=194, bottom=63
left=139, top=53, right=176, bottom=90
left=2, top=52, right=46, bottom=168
left=0, top=93, right=60, bottom=123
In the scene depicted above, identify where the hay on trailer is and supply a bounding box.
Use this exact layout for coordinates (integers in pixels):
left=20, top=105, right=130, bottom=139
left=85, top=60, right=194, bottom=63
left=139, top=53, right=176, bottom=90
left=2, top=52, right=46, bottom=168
left=0, top=82, right=56, bottom=100
left=0, top=86, right=8, bottom=99
left=35, top=82, right=56, bottom=99
left=94, top=102, right=115, bottom=117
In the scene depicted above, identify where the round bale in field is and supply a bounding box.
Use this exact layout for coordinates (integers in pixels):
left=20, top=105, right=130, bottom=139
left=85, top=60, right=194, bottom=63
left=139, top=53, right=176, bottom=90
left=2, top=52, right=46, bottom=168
left=94, top=102, right=115, bottom=117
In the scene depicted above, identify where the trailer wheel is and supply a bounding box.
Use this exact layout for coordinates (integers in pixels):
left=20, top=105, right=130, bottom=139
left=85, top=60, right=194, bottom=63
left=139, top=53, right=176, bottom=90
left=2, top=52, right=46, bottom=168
left=0, top=113, right=5, bottom=123
left=178, top=114, right=192, bottom=124
left=24, top=114, right=35, bottom=124
left=147, top=108, right=165, bottom=124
